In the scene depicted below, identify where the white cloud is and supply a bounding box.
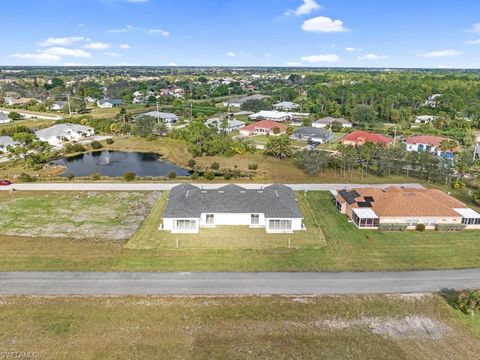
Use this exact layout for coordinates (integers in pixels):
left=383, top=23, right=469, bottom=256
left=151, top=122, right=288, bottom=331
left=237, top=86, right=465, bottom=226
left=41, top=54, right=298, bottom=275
left=42, top=47, right=92, bottom=58
left=10, top=52, right=62, bottom=62
left=301, top=53, right=340, bottom=62
left=168, top=62, right=177, bottom=66
left=226, top=52, right=237, bottom=57
left=467, top=23, right=480, bottom=32
left=284, top=0, right=321, bottom=16
left=357, top=53, right=390, bottom=60
left=105, top=52, right=123, bottom=57
left=419, top=49, right=462, bottom=58
left=84, top=42, right=111, bottom=49
left=37, top=37, right=86, bottom=47
left=146, top=28, right=169, bottom=36
left=345, top=47, right=361, bottom=52
left=301, top=16, right=347, bottom=33
left=119, top=44, right=131, bottom=49
left=465, top=39, right=480, bottom=45
left=108, top=25, right=137, bottom=33
left=286, top=62, right=304, bottom=67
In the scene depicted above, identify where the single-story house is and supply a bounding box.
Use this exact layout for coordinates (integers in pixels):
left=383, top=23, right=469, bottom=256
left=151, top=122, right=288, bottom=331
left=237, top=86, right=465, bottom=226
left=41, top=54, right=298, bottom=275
left=405, top=135, right=455, bottom=159
left=340, top=130, right=392, bottom=147
left=223, top=94, right=269, bottom=108
left=249, top=110, right=291, bottom=122
left=425, top=94, right=442, bottom=108
left=205, top=117, right=245, bottom=133
left=312, top=117, right=353, bottom=129
left=336, top=186, right=480, bottom=230
left=50, top=101, right=65, bottom=111
left=161, top=184, right=304, bottom=234
left=415, top=115, right=437, bottom=124
left=35, top=123, right=95, bottom=147
left=3, top=97, right=37, bottom=106
left=135, top=111, right=179, bottom=126
left=0, top=112, right=11, bottom=124
left=97, top=99, right=124, bottom=108
left=239, top=120, right=288, bottom=136
left=273, top=101, right=300, bottom=111
left=292, top=127, right=332, bottom=144
left=0, top=136, right=15, bottom=153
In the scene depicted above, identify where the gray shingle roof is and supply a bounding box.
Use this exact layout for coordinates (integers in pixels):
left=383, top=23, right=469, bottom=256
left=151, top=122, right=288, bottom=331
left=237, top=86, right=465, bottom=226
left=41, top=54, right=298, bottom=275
left=313, top=117, right=352, bottom=126
left=163, top=184, right=303, bottom=219
left=294, top=127, right=331, bottom=139
left=0, top=136, right=14, bottom=148
left=135, top=111, right=179, bottom=121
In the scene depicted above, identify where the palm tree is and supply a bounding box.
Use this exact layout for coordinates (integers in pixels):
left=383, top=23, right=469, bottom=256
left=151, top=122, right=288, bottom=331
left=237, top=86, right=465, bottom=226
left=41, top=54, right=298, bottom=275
left=264, top=135, right=292, bottom=159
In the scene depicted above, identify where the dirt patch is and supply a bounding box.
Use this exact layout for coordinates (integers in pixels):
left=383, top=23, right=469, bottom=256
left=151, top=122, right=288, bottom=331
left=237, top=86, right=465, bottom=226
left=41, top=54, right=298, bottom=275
left=317, top=315, right=452, bottom=340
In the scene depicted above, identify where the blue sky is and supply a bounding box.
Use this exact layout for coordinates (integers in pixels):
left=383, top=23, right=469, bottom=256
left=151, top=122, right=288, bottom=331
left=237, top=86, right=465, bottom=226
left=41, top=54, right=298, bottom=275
left=2, top=0, right=480, bottom=68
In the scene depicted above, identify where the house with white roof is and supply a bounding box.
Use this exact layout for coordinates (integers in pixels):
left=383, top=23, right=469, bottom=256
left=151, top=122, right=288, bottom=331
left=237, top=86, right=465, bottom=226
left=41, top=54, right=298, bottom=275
left=35, top=123, right=95, bottom=147
left=0, top=112, right=11, bottom=124
left=425, top=94, right=442, bottom=108
left=161, top=184, right=304, bottom=234
left=415, top=115, right=437, bottom=124
left=0, top=136, right=15, bottom=154
left=273, top=101, right=300, bottom=111
left=312, top=117, right=353, bottom=129
left=50, top=101, right=65, bottom=111
left=249, top=110, right=291, bottom=122
left=205, top=118, right=245, bottom=133
left=97, top=99, right=123, bottom=108
left=223, top=94, right=269, bottom=108
left=134, top=111, right=179, bottom=127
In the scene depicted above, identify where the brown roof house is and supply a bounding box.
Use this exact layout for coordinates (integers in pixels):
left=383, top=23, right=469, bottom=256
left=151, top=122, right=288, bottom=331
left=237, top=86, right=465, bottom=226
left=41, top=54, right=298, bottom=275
left=335, top=186, right=480, bottom=230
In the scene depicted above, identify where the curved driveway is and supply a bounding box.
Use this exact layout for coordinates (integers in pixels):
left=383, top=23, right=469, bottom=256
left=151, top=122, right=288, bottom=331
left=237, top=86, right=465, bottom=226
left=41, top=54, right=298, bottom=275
left=0, top=270, right=478, bottom=295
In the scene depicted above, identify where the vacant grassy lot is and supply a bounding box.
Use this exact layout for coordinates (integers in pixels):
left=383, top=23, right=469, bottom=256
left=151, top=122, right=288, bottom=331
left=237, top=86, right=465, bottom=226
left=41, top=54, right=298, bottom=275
left=0, top=294, right=479, bottom=359
left=0, top=191, right=157, bottom=241
left=1, top=191, right=480, bottom=271
left=126, top=192, right=326, bottom=250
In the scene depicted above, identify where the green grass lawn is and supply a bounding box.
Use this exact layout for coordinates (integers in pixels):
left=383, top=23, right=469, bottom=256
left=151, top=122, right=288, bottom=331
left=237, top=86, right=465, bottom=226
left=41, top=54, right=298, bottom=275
left=1, top=294, right=479, bottom=359
left=125, top=192, right=326, bottom=250
left=0, top=191, right=480, bottom=271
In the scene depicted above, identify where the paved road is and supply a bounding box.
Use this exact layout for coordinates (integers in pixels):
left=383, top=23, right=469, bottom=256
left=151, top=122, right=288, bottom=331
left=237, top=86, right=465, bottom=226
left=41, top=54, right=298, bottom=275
left=0, top=182, right=424, bottom=192
left=0, top=270, right=478, bottom=295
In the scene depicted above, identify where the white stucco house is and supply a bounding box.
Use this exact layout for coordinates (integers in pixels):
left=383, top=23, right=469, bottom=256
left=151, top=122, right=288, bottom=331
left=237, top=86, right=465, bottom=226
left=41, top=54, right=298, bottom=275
left=249, top=110, right=291, bottom=122
left=50, top=101, right=65, bottom=111
left=0, top=112, right=11, bottom=124
left=405, top=135, right=455, bottom=159
left=273, top=101, right=300, bottom=111
left=312, top=117, right=353, bottom=129
left=415, top=115, right=437, bottom=124
left=134, top=111, right=180, bottom=127
left=35, top=123, right=95, bottom=147
left=0, top=136, right=15, bottom=154
left=97, top=99, right=123, bottom=108
left=205, top=117, right=245, bottom=133
left=161, top=184, right=304, bottom=234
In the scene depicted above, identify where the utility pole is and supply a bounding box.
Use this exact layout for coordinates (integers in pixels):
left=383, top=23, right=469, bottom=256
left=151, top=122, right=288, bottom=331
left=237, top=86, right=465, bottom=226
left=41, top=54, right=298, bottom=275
left=67, top=94, right=72, bottom=116
left=393, top=125, right=397, bottom=146
left=156, top=101, right=160, bottom=123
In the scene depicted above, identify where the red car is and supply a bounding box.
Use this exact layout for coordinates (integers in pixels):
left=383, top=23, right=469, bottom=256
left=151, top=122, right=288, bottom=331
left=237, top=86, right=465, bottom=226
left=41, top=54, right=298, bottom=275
left=0, top=180, right=12, bottom=186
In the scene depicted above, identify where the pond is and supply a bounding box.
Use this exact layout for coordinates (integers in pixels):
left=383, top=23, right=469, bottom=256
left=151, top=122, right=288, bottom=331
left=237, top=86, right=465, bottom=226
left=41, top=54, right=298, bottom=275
left=51, top=151, right=191, bottom=177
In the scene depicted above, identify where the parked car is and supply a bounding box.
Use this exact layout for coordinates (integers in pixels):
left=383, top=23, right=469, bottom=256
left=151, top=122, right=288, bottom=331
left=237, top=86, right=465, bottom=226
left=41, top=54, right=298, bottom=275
left=0, top=179, right=12, bottom=186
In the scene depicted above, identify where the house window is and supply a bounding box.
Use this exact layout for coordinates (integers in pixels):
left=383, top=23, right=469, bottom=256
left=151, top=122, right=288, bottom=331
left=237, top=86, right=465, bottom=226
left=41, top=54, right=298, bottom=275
left=251, top=214, right=260, bottom=225
left=206, top=214, right=215, bottom=225
left=335, top=200, right=342, bottom=211
left=175, top=220, right=196, bottom=230
left=268, top=219, right=292, bottom=230
left=462, top=218, right=480, bottom=225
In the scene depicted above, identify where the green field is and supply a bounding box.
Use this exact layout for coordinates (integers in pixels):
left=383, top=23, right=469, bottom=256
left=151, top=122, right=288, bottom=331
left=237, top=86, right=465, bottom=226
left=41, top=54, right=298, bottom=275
left=126, top=192, right=326, bottom=250
left=0, top=191, right=480, bottom=272
left=0, top=294, right=479, bottom=359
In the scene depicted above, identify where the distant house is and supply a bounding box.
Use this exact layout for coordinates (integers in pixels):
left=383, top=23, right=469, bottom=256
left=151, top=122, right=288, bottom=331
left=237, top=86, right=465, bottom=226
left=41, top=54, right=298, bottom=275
left=239, top=120, right=288, bottom=136
left=405, top=135, right=455, bottom=159
left=205, top=117, right=245, bottom=133
left=223, top=94, right=269, bottom=108
left=35, top=123, right=95, bottom=147
left=415, top=115, right=437, bottom=124
left=273, top=101, right=299, bottom=111
left=132, top=91, right=143, bottom=98
left=97, top=99, right=124, bottom=108
left=425, top=94, right=442, bottom=108
left=335, top=186, right=480, bottom=230
left=249, top=110, right=291, bottom=122
left=3, top=97, right=37, bottom=106
left=85, top=96, right=96, bottom=103
left=0, top=112, right=11, bottom=124
left=135, top=111, right=179, bottom=127
left=340, top=130, right=392, bottom=147
left=292, top=127, right=332, bottom=144
left=50, top=101, right=65, bottom=111
left=0, top=136, right=15, bottom=153
left=161, top=184, right=304, bottom=234
left=312, top=117, right=353, bottom=129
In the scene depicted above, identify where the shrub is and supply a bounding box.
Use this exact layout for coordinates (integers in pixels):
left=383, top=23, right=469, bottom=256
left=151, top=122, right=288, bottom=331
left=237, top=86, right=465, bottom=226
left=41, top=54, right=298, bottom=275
left=191, top=172, right=199, bottom=180
left=90, top=140, right=103, bottom=150
left=415, top=223, right=426, bottom=232
left=455, top=290, right=480, bottom=315
left=435, top=223, right=466, bottom=232
left=90, top=172, right=101, bottom=181
left=378, top=223, right=408, bottom=232
left=123, top=172, right=136, bottom=181
left=204, top=171, right=215, bottom=181
left=168, top=171, right=177, bottom=179
left=210, top=162, right=220, bottom=170
left=18, top=172, right=37, bottom=183
left=66, top=173, right=75, bottom=181
left=106, top=138, right=114, bottom=145
left=64, top=143, right=86, bottom=154
left=223, top=172, right=233, bottom=180
left=248, top=163, right=258, bottom=171
left=187, top=159, right=196, bottom=168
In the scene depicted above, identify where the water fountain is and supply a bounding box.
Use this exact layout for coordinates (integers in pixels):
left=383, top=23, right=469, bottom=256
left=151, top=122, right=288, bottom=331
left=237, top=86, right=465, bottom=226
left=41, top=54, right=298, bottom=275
left=98, top=150, right=111, bottom=165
